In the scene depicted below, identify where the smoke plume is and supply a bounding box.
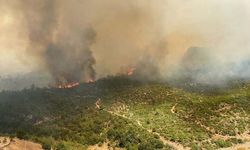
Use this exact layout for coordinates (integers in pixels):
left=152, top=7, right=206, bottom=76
left=0, top=0, right=250, bottom=89
left=16, top=0, right=96, bottom=84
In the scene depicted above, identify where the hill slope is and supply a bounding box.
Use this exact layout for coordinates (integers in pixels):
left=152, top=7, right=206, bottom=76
left=0, top=76, right=249, bottom=150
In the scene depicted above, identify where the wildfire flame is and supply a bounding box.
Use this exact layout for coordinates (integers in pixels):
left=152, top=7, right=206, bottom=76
left=85, top=79, right=95, bottom=83
left=119, top=66, right=136, bottom=76
left=127, top=67, right=136, bottom=76
left=55, top=78, right=95, bottom=89
left=57, top=82, right=80, bottom=89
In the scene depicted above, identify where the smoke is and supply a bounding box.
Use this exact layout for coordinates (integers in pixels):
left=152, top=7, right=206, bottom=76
left=43, top=28, right=96, bottom=84
left=177, top=46, right=250, bottom=85
left=15, top=0, right=96, bottom=84
left=1, top=0, right=250, bottom=88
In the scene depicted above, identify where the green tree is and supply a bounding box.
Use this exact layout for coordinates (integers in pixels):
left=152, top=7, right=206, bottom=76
left=56, top=142, right=67, bottom=150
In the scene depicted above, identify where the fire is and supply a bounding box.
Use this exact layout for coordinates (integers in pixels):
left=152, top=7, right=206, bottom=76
left=86, top=79, right=95, bottom=83
left=127, top=67, right=136, bottom=76
left=119, top=66, right=136, bottom=76
left=57, top=82, right=80, bottom=89
left=55, top=78, right=95, bottom=89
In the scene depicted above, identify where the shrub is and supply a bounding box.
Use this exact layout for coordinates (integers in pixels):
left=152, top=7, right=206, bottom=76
left=16, top=130, right=28, bottom=140
left=42, top=143, right=51, bottom=150
left=214, top=140, right=232, bottom=148
left=56, top=142, right=67, bottom=150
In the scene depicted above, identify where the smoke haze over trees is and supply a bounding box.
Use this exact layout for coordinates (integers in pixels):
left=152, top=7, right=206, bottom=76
left=0, top=0, right=250, bottom=89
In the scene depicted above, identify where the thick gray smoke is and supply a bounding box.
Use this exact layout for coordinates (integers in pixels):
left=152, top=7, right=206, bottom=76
left=19, top=0, right=96, bottom=84
left=44, top=28, right=96, bottom=84
left=1, top=0, right=250, bottom=90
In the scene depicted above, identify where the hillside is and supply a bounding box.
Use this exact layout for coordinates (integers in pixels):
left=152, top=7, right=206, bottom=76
left=0, top=76, right=249, bottom=150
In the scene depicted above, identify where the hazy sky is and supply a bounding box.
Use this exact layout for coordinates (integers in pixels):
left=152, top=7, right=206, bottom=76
left=0, top=0, right=250, bottom=79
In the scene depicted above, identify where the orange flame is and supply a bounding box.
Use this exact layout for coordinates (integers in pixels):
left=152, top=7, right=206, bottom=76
left=119, top=66, right=136, bottom=76
left=85, top=78, right=95, bottom=83
left=127, top=67, right=136, bottom=76
left=57, top=82, right=80, bottom=89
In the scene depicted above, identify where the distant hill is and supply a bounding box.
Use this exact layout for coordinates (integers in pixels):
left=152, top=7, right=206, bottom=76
left=0, top=72, right=52, bottom=91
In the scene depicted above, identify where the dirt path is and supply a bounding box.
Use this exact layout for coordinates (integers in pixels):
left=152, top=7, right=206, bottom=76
left=105, top=104, right=250, bottom=150
left=0, top=138, right=43, bottom=150
left=0, top=137, right=11, bottom=149
left=192, top=113, right=250, bottom=150
left=214, top=131, right=250, bottom=150
left=88, top=144, right=109, bottom=150
left=219, top=141, right=250, bottom=150
left=171, top=103, right=178, bottom=114
left=105, top=110, right=190, bottom=150
left=149, top=129, right=190, bottom=150
left=212, top=131, right=250, bottom=141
